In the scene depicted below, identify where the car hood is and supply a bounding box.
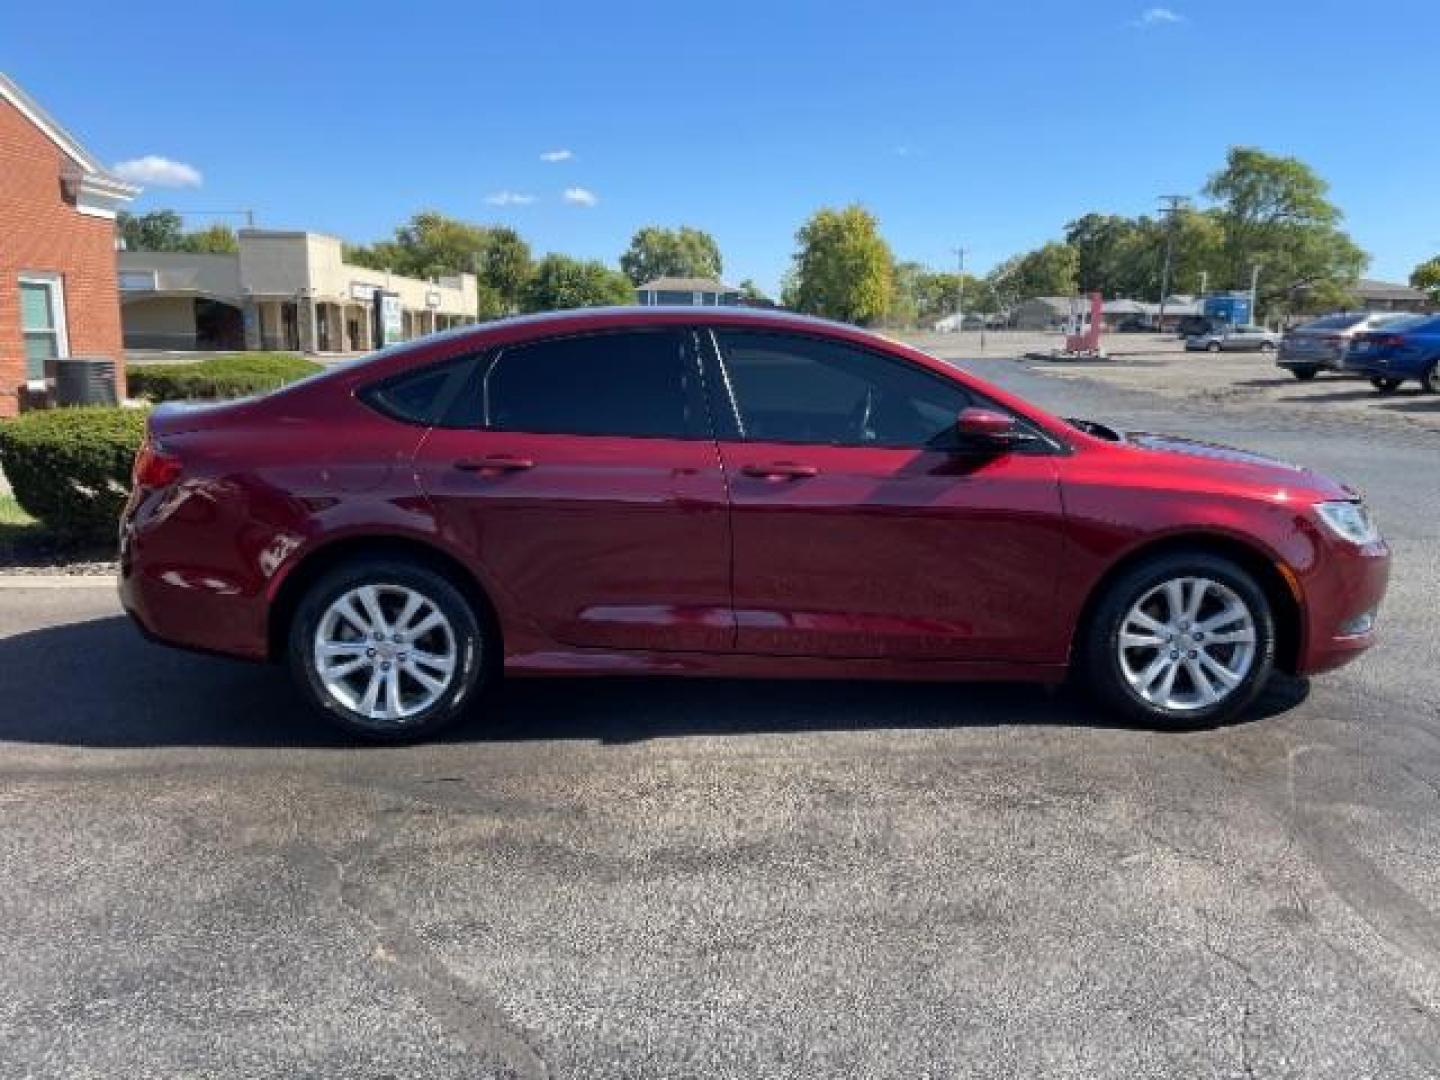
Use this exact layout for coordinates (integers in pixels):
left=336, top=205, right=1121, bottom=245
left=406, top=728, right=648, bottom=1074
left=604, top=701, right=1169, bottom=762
left=1121, top=431, right=1355, bottom=501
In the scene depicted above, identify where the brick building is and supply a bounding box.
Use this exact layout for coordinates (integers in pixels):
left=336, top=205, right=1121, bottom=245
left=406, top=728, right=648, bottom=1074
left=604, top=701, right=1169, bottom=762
left=0, top=73, right=139, bottom=415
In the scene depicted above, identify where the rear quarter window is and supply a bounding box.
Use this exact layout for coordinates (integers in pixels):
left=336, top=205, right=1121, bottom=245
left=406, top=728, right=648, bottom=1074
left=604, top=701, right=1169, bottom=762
left=359, top=355, right=479, bottom=426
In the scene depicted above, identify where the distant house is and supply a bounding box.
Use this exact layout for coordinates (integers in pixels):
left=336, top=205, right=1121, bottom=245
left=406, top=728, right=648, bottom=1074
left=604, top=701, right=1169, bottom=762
left=1350, top=279, right=1430, bottom=313
left=1009, top=295, right=1199, bottom=331
left=0, top=72, right=139, bottom=414
left=635, top=276, right=741, bottom=306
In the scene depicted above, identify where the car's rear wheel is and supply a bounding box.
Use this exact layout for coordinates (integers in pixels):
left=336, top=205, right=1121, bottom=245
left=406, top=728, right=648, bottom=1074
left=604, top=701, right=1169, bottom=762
left=1289, top=365, right=1318, bottom=381
left=1421, top=362, right=1440, bottom=394
left=1082, top=552, right=1275, bottom=729
left=288, top=558, right=489, bottom=741
left=1206, top=342, right=1222, bottom=353
left=1259, top=341, right=1276, bottom=353
left=1371, top=376, right=1403, bottom=393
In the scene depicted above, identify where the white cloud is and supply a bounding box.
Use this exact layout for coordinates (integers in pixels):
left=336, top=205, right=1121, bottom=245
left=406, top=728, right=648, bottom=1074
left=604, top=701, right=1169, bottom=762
left=540, top=149, right=574, bottom=162
left=562, top=186, right=598, bottom=207
left=484, top=190, right=536, bottom=206
left=1133, top=6, right=1184, bottom=26
left=111, top=155, right=203, bottom=188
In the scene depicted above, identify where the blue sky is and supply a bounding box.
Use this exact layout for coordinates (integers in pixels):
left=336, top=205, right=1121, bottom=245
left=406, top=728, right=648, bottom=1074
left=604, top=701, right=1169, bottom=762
left=5, top=0, right=1437, bottom=295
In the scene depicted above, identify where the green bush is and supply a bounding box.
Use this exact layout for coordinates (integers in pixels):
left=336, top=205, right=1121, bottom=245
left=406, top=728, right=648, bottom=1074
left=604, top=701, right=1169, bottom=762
left=128, top=353, right=321, bottom=402
left=0, top=407, right=147, bottom=541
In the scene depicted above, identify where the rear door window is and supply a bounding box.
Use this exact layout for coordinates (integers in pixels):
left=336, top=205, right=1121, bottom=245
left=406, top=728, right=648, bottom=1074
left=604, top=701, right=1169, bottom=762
left=482, top=330, right=703, bottom=438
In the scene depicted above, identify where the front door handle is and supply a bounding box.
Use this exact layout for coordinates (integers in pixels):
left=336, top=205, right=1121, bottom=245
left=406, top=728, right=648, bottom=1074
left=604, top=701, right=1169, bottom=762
left=740, top=461, right=819, bottom=480
left=454, top=455, right=535, bottom=473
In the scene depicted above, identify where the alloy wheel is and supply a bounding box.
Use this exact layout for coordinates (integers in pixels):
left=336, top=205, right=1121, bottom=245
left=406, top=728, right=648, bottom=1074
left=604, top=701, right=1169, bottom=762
left=1116, top=576, right=1257, bottom=712
left=313, top=583, right=458, bottom=723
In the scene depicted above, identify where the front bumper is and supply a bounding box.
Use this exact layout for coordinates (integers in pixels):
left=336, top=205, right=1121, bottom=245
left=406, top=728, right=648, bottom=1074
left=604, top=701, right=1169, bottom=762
left=1294, top=536, right=1391, bottom=676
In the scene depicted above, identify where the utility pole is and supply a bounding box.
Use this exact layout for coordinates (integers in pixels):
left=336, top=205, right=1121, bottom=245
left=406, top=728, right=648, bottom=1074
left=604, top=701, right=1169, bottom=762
left=1249, top=263, right=1262, bottom=326
left=952, top=246, right=967, bottom=333
left=1157, top=195, right=1189, bottom=331
left=1198, top=270, right=1208, bottom=296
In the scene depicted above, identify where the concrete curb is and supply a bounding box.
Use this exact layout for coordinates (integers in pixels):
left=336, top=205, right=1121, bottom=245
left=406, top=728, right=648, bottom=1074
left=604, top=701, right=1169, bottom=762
left=0, top=574, right=114, bottom=589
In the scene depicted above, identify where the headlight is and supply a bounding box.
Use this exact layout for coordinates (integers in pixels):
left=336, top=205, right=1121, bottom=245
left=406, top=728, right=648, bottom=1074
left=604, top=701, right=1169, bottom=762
left=1315, top=501, right=1381, bottom=545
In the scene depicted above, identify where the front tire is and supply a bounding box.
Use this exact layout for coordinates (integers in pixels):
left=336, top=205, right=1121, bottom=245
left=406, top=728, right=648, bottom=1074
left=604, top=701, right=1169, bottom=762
left=1289, top=366, right=1318, bottom=381
left=1081, top=552, right=1275, bottom=729
left=1206, top=342, right=1222, bottom=353
left=288, top=558, right=489, bottom=741
left=1371, top=376, right=1402, bottom=393
left=1422, top=363, right=1440, bottom=394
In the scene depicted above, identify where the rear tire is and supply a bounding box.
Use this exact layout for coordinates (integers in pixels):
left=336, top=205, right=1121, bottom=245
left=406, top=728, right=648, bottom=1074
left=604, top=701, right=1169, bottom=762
left=1259, top=341, right=1277, bottom=353
left=1422, top=363, right=1440, bottom=394
left=1081, top=552, right=1275, bottom=730
left=1206, top=342, right=1222, bottom=353
left=288, top=558, right=489, bottom=742
left=1371, top=377, right=1403, bottom=393
left=1290, top=366, right=1318, bottom=381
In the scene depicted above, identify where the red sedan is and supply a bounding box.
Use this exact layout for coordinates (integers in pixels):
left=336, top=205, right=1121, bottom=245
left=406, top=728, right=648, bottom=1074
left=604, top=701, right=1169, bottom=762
left=120, top=307, right=1390, bottom=740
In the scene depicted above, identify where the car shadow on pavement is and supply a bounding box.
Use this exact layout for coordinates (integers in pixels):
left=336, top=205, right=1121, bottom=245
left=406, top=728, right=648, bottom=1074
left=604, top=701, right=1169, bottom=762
left=1380, top=397, right=1440, bottom=413
left=0, top=616, right=1309, bottom=749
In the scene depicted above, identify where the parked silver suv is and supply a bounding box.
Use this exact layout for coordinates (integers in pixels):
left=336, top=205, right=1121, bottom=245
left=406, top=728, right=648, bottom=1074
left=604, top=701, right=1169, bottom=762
left=1185, top=325, right=1281, bottom=353
left=1277, top=312, right=1416, bottom=380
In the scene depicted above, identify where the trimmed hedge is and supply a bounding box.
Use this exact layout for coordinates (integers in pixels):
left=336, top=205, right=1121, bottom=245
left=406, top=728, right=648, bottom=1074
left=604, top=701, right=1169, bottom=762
left=128, top=353, right=321, bottom=402
left=0, top=407, right=147, bottom=541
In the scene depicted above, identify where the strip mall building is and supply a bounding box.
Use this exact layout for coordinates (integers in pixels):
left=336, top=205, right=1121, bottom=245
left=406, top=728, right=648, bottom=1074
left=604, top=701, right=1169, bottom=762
left=119, top=230, right=480, bottom=354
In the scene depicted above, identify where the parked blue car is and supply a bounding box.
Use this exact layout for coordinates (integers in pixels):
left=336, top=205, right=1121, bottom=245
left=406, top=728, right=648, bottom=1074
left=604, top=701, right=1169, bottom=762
left=1344, top=314, right=1440, bottom=393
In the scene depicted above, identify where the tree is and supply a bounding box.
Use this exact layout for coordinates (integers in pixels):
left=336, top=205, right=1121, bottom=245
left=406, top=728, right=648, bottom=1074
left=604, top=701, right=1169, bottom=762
left=1065, top=214, right=1142, bottom=295
left=182, top=224, right=238, bottom=254
left=475, top=226, right=532, bottom=314
left=619, top=226, right=723, bottom=285
left=1411, top=256, right=1440, bottom=301
left=787, top=205, right=895, bottom=325
left=737, top=279, right=767, bottom=302
left=1004, top=242, right=1079, bottom=299
left=521, top=254, right=634, bottom=312
left=117, top=210, right=188, bottom=252
left=346, top=212, right=536, bottom=318
left=1203, top=147, right=1367, bottom=313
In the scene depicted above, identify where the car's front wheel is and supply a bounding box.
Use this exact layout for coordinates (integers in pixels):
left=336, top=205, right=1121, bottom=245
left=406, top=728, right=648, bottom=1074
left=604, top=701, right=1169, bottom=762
left=1422, top=362, right=1439, bottom=394
left=1082, top=552, right=1275, bottom=729
left=1371, top=377, right=1403, bottom=393
left=1289, top=365, right=1318, bottom=381
left=288, top=558, right=489, bottom=741
left=1259, top=341, right=1276, bottom=353
left=1206, top=342, right=1222, bottom=353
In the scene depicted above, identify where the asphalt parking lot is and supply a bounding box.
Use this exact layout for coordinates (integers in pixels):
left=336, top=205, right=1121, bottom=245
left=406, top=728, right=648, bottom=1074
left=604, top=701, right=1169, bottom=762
left=2, top=341, right=1438, bottom=1078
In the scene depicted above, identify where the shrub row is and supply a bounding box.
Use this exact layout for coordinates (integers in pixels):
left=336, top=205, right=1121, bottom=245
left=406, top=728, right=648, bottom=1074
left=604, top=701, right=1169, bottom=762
left=128, top=353, right=321, bottom=402
left=0, top=407, right=147, bottom=542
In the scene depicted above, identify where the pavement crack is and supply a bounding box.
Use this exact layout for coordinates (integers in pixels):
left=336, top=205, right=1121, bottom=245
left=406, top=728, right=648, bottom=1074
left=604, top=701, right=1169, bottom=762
left=289, top=835, right=549, bottom=1080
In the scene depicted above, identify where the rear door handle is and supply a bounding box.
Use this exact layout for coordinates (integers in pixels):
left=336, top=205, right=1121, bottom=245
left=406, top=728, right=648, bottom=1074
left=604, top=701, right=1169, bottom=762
left=454, top=455, right=535, bottom=473
left=740, top=461, right=819, bottom=480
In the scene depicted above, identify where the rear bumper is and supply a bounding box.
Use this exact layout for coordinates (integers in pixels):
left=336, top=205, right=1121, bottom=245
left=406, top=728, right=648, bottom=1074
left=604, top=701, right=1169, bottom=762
left=1343, top=354, right=1423, bottom=379
left=1277, top=350, right=1341, bottom=371
left=1294, top=538, right=1391, bottom=676
left=119, top=492, right=271, bottom=662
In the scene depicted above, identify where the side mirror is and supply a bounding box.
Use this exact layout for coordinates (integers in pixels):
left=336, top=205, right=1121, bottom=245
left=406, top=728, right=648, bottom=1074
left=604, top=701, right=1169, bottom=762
left=956, top=406, right=1019, bottom=448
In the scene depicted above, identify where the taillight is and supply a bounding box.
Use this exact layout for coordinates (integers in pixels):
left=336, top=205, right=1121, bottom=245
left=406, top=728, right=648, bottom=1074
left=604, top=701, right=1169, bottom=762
left=1322, top=335, right=1343, bottom=344
left=132, top=440, right=183, bottom=488
left=1370, top=334, right=1407, bottom=348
